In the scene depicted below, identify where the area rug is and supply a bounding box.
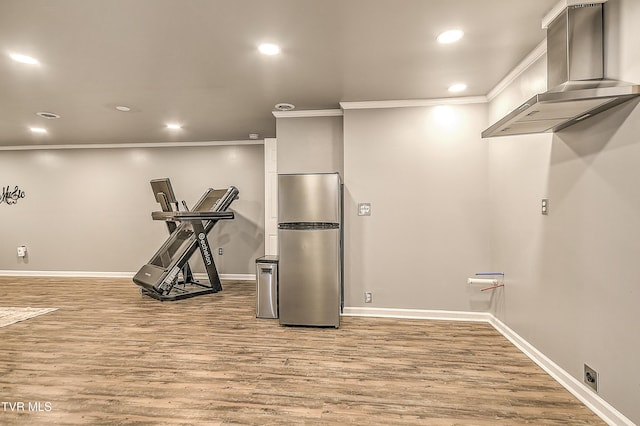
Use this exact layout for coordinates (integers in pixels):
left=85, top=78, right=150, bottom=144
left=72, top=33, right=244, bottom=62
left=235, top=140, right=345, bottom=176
left=0, top=307, right=58, bottom=328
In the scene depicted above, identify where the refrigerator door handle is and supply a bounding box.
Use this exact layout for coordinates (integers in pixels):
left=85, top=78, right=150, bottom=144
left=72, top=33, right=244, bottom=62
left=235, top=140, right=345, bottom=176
left=278, top=222, right=340, bottom=230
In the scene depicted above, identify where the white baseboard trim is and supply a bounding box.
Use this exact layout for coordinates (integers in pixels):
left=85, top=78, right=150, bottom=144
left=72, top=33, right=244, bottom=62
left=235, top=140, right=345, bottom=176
left=343, top=306, right=633, bottom=426
left=194, top=273, right=256, bottom=281
left=0, top=270, right=256, bottom=281
left=489, top=316, right=634, bottom=426
left=221, top=274, right=255, bottom=281
left=342, top=306, right=491, bottom=322
left=0, top=270, right=135, bottom=278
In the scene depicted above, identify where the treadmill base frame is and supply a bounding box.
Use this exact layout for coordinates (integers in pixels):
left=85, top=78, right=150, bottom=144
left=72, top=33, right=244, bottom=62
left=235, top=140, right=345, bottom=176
left=141, top=283, right=219, bottom=302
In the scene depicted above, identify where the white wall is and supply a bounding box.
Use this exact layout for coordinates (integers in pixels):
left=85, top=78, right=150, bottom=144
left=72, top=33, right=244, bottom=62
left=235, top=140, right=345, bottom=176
left=343, top=104, right=491, bottom=310
left=0, top=143, right=264, bottom=275
left=487, top=0, right=640, bottom=422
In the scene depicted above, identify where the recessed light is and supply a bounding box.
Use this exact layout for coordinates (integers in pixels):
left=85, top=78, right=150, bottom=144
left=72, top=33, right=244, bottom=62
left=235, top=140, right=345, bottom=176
left=10, top=53, right=39, bottom=65
left=275, top=103, right=295, bottom=111
left=258, top=43, right=281, bottom=55
left=166, top=123, right=182, bottom=130
left=30, top=127, right=47, bottom=133
left=448, top=83, right=467, bottom=93
left=36, top=111, right=61, bottom=119
left=437, top=30, right=464, bottom=44
left=115, top=106, right=131, bottom=112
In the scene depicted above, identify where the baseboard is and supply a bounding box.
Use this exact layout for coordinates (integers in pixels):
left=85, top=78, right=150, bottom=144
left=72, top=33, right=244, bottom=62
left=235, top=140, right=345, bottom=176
left=343, top=306, right=634, bottom=426
left=222, top=274, right=255, bottom=281
left=489, top=316, right=634, bottom=426
left=194, top=273, right=256, bottom=281
left=0, top=270, right=135, bottom=278
left=0, top=270, right=256, bottom=281
left=342, top=306, right=491, bottom=322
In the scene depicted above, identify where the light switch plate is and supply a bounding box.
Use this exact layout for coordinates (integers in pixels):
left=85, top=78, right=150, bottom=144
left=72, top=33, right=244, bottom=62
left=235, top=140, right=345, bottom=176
left=358, top=203, right=371, bottom=216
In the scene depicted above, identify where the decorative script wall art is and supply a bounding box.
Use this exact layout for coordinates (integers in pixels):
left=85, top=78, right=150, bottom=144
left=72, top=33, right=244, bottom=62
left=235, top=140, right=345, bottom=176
left=0, top=185, right=26, bottom=205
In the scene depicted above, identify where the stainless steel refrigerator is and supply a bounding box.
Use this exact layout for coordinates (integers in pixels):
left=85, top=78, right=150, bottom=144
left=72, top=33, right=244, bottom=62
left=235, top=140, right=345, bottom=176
left=278, top=173, right=343, bottom=327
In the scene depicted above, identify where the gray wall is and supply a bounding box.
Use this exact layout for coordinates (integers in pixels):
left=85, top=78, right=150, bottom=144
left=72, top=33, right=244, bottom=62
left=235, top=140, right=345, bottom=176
left=343, top=105, right=491, bottom=309
left=276, top=115, right=344, bottom=175
left=0, top=143, right=264, bottom=274
left=487, top=0, right=640, bottom=421
left=275, top=106, right=491, bottom=310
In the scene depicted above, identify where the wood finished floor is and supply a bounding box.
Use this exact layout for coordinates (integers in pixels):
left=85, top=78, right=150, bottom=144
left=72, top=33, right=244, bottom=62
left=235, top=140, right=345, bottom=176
left=0, top=277, right=603, bottom=425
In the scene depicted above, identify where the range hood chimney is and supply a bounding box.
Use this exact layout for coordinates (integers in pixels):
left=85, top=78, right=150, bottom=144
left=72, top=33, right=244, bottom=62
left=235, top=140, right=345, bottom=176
left=482, top=2, right=640, bottom=138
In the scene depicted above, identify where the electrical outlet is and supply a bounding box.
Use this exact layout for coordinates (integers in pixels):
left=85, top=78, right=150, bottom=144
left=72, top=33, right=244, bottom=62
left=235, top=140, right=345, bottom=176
left=17, top=246, right=27, bottom=257
left=364, top=291, right=372, bottom=303
left=218, top=248, right=223, bottom=255
left=541, top=199, right=549, bottom=215
left=584, top=364, right=598, bottom=392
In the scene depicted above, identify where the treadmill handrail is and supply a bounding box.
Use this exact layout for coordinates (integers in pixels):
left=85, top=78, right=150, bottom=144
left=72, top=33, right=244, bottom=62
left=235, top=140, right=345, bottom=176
left=152, top=211, right=235, bottom=221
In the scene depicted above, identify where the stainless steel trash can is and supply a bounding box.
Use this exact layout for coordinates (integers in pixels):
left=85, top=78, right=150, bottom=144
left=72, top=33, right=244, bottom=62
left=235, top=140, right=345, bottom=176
left=255, top=256, right=278, bottom=318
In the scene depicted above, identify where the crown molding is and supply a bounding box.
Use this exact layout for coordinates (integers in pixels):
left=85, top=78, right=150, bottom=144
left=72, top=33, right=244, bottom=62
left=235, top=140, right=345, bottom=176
left=272, top=109, right=343, bottom=118
left=0, top=139, right=263, bottom=152
left=486, top=40, right=547, bottom=102
left=340, top=96, right=487, bottom=110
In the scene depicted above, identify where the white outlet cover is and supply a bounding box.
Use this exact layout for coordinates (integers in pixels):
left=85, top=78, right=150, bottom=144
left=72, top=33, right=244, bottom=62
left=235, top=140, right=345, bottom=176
left=542, top=199, right=549, bottom=215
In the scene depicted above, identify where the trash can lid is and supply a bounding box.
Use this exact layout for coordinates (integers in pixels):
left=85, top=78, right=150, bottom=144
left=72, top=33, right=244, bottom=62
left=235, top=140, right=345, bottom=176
left=256, top=255, right=279, bottom=263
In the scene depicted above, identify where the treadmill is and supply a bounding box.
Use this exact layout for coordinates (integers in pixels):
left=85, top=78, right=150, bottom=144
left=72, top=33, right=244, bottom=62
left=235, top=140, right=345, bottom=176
left=133, top=178, right=239, bottom=301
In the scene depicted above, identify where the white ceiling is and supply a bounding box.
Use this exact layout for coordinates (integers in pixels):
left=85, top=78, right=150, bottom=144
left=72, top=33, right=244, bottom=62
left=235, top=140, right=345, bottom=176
left=0, top=0, right=558, bottom=147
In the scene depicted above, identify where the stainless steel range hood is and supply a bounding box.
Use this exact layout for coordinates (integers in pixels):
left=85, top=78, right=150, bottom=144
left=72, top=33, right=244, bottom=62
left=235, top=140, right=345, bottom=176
left=482, top=2, right=640, bottom=138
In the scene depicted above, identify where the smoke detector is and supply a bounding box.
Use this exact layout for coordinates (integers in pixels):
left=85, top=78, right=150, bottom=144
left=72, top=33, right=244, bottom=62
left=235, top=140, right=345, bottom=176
left=275, top=103, right=295, bottom=111
left=36, top=111, right=61, bottom=119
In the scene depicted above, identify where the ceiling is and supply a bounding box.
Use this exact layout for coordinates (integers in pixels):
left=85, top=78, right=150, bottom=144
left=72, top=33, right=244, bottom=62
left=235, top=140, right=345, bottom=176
left=0, top=0, right=558, bottom=147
